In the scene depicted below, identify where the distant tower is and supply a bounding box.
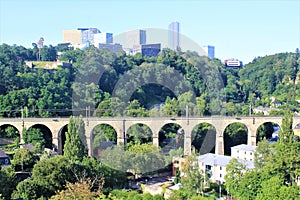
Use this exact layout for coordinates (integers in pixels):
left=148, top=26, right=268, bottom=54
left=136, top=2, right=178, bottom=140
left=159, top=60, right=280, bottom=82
left=168, top=22, right=180, bottom=50
left=36, top=37, right=44, bottom=61
left=203, top=45, right=215, bottom=58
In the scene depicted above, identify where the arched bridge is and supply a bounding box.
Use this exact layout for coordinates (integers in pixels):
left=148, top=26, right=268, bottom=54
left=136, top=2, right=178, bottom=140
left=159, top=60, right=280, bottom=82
left=1, top=116, right=299, bottom=156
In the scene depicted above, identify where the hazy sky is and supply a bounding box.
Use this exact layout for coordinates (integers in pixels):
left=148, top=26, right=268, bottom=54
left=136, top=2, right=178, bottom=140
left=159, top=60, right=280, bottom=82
left=0, top=0, right=299, bottom=64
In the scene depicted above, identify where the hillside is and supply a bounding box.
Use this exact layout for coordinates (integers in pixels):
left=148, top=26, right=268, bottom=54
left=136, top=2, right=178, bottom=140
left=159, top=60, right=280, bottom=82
left=0, top=44, right=299, bottom=117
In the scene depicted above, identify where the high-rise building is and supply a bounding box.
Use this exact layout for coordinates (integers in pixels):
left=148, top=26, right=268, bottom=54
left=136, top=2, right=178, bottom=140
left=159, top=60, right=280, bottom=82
left=168, top=22, right=180, bottom=50
left=125, top=29, right=146, bottom=49
left=63, top=28, right=100, bottom=49
left=203, top=45, right=215, bottom=58
left=93, top=32, right=113, bottom=46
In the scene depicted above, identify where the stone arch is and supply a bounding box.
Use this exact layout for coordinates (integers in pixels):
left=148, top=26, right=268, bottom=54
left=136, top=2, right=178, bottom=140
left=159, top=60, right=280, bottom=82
left=0, top=124, right=20, bottom=145
left=191, top=122, right=216, bottom=155
left=126, top=123, right=153, bottom=145
left=256, top=122, right=281, bottom=143
left=223, top=122, right=248, bottom=155
left=91, top=123, right=117, bottom=158
left=158, top=122, right=184, bottom=154
left=58, top=124, right=68, bottom=155
left=27, top=124, right=53, bottom=149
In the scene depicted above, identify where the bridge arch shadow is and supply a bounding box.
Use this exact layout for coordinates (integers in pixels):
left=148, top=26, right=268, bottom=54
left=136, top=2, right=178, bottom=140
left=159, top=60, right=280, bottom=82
left=223, top=122, right=248, bottom=155
left=28, top=124, right=53, bottom=149
left=191, top=123, right=216, bottom=155
left=256, top=122, right=281, bottom=144
left=0, top=124, right=20, bottom=145
left=159, top=123, right=184, bottom=155
left=126, top=123, right=153, bottom=146
left=58, top=124, right=68, bottom=155
left=91, top=123, right=117, bottom=159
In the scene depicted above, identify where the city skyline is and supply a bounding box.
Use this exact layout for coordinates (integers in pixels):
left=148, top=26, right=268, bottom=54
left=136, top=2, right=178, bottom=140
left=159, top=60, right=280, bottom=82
left=0, top=0, right=299, bottom=64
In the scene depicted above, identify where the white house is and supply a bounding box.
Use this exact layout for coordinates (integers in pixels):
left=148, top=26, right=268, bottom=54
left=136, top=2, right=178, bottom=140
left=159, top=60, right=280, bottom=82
left=198, top=144, right=256, bottom=183
left=231, top=144, right=256, bottom=161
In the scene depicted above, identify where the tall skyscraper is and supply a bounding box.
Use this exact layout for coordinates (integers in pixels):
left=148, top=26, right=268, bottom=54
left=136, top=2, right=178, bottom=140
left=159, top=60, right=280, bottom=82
left=168, top=22, right=180, bottom=50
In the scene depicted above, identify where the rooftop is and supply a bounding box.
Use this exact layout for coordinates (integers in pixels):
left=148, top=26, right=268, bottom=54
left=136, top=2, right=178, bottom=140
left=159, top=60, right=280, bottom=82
left=0, top=148, right=8, bottom=158
left=198, top=153, right=255, bottom=169
left=198, top=153, right=232, bottom=167
left=231, top=144, right=257, bottom=152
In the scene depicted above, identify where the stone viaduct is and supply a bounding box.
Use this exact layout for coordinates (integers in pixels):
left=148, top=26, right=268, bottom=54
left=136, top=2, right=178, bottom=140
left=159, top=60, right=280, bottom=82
left=0, top=116, right=299, bottom=156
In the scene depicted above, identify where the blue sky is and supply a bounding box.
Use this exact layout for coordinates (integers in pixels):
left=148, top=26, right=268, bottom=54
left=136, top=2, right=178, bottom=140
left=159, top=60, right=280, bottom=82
left=0, top=0, right=299, bottom=64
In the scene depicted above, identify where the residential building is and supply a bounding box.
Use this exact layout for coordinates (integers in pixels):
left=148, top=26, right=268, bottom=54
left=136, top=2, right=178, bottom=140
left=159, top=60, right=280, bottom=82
left=172, top=144, right=256, bottom=184
left=224, top=58, right=243, bottom=67
left=231, top=144, right=256, bottom=161
left=198, top=153, right=254, bottom=183
left=203, top=45, right=215, bottom=58
left=168, top=21, right=180, bottom=50
left=172, top=156, right=188, bottom=176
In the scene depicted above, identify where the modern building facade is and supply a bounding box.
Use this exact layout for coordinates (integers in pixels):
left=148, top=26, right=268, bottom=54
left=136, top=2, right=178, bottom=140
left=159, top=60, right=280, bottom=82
left=125, top=29, right=146, bottom=49
left=63, top=28, right=100, bottom=49
left=132, top=43, right=161, bottom=57
left=203, top=45, right=215, bottom=58
left=168, top=22, right=180, bottom=50
left=93, top=32, right=113, bottom=45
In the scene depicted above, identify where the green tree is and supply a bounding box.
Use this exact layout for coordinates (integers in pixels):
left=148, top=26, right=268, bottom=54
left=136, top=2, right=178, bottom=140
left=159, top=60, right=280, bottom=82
left=180, top=154, right=206, bottom=196
left=279, top=110, right=294, bottom=144
left=224, top=158, right=247, bottom=198
left=224, top=123, right=248, bottom=155
left=125, top=100, right=149, bottom=117
left=127, top=143, right=165, bottom=178
left=31, top=156, right=74, bottom=198
left=0, top=166, right=18, bottom=200
left=22, top=128, right=45, bottom=147
left=11, top=148, right=39, bottom=172
left=12, top=179, right=42, bottom=200
left=64, top=116, right=88, bottom=162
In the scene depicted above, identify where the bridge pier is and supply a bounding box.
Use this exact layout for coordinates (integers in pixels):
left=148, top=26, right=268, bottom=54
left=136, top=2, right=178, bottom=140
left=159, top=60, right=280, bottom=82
left=153, top=136, right=159, bottom=147
left=215, top=135, right=224, bottom=155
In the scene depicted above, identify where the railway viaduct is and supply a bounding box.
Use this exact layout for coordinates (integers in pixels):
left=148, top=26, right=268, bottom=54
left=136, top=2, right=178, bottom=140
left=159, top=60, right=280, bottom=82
left=0, top=116, right=299, bottom=156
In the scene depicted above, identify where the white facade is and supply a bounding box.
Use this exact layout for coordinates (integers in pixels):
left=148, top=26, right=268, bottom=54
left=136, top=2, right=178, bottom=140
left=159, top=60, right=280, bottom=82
left=231, top=144, right=256, bottom=161
left=203, top=45, right=215, bottom=58
left=198, top=153, right=232, bottom=183
left=198, top=146, right=255, bottom=183
left=93, top=32, right=113, bottom=46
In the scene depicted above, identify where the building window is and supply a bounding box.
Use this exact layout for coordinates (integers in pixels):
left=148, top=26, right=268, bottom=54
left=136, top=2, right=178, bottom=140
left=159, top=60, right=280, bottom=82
left=220, top=166, right=222, bottom=170
left=220, top=174, right=222, bottom=178
left=245, top=151, right=246, bottom=154
left=250, top=152, right=252, bottom=155
left=205, top=165, right=212, bottom=171
left=237, top=150, right=239, bottom=153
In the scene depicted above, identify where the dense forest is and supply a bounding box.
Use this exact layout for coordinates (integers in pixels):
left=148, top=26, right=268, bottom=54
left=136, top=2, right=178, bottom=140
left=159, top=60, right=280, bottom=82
left=0, top=44, right=299, bottom=118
